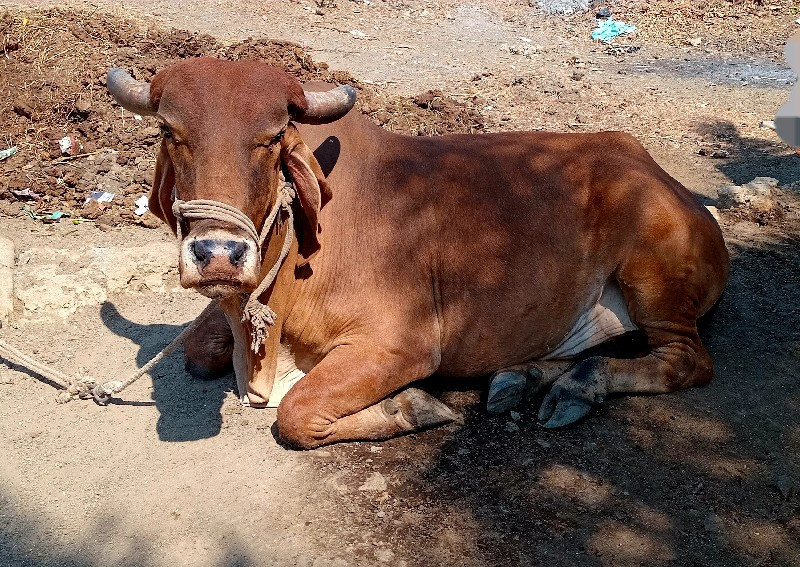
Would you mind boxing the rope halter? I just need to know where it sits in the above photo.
[171,178,297,353]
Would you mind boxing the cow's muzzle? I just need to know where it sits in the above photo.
[179,227,260,298]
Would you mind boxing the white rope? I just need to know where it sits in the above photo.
[172,181,296,353]
[0,300,218,404]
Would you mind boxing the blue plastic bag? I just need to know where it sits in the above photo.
[591,18,637,43]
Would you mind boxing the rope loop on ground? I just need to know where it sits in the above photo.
[0,300,218,404]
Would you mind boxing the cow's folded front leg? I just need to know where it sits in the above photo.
[276,344,453,449]
[183,303,234,380]
[220,296,281,407]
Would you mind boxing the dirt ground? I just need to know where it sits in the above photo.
[0,1,798,566]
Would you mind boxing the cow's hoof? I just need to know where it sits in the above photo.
[487,371,527,414]
[537,365,606,428]
[486,368,542,415]
[392,388,459,429]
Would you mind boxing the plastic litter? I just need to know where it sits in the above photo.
[58,136,74,154]
[134,194,149,216]
[25,208,70,223]
[591,18,636,43]
[10,188,41,200]
[84,191,115,204]
[0,146,18,161]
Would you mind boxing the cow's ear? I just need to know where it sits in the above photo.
[149,140,178,235]
[280,123,331,267]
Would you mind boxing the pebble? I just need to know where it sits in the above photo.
[374,549,395,563]
[358,471,387,492]
[771,475,795,500]
[536,438,552,448]
[703,513,724,533]
[510,411,522,421]
[505,422,520,433]
[55,391,72,404]
[717,177,778,210]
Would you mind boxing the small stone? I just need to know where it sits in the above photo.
[771,475,795,500]
[74,100,92,115]
[95,213,118,227]
[745,177,778,195]
[571,71,585,81]
[596,7,611,18]
[370,445,383,453]
[703,513,723,533]
[55,391,72,404]
[96,223,112,232]
[140,126,160,139]
[81,200,106,220]
[358,471,387,492]
[510,411,522,421]
[505,422,520,433]
[536,438,552,448]
[687,37,703,47]
[138,211,162,229]
[375,549,395,563]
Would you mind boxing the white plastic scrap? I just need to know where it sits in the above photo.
[0,146,18,161]
[58,136,73,154]
[134,194,149,216]
[85,191,115,204]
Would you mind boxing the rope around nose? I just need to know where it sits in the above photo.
[0,182,297,404]
[173,181,296,353]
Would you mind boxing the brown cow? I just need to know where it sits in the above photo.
[107,57,729,449]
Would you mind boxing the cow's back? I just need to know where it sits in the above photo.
[294,118,724,376]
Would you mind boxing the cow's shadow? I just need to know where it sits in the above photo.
[353,233,800,566]
[99,301,233,442]
[698,119,800,188]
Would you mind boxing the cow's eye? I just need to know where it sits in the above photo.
[160,124,174,139]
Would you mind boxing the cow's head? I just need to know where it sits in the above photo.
[107,57,355,298]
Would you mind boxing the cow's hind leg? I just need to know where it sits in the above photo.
[486,361,572,415]
[538,260,722,428]
[276,345,455,449]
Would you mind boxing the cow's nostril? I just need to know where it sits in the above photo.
[228,241,248,266]
[190,240,214,267]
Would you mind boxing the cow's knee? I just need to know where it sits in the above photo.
[275,398,335,450]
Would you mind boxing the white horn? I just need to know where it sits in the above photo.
[298,84,357,124]
[106,68,156,116]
